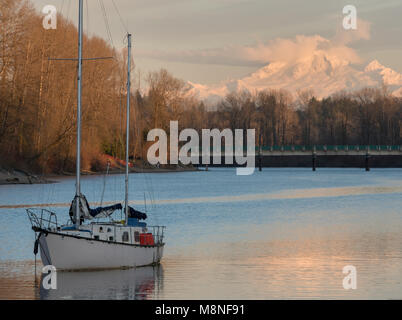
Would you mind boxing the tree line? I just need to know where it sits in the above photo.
[1,0,401,173]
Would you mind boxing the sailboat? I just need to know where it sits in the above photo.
[26,0,165,270]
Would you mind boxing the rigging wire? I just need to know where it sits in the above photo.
[94,0,159,217]
[85,0,90,37]
[60,0,65,17]
[100,160,110,206]
[141,169,156,211]
[66,0,71,22]
[98,0,115,50]
[111,0,129,34]
[119,87,124,160]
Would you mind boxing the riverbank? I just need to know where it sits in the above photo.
[0,165,198,185]
[0,168,51,185]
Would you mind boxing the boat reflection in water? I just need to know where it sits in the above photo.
[39,265,163,300]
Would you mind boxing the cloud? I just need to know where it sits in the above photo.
[136,46,267,67]
[137,18,372,69]
[238,35,362,66]
[333,18,371,45]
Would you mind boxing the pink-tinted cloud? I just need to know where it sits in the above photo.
[137,19,371,68]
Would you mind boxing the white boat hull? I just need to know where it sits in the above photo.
[39,232,164,270]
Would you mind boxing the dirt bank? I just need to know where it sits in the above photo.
[0,164,198,185]
[0,167,50,185]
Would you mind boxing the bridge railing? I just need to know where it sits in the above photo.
[258,145,401,152]
[194,145,401,153]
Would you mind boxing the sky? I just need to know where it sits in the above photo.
[33,0,402,86]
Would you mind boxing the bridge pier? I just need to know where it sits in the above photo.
[312,146,317,171]
[365,149,370,171]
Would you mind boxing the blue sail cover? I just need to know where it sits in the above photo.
[128,206,147,220]
[69,195,122,223]
[90,203,122,218]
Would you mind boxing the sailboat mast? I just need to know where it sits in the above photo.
[75,0,84,228]
[125,33,132,225]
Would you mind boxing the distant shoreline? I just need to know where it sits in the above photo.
[0,165,198,185]
[0,168,51,185]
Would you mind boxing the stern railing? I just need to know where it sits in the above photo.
[149,226,166,245]
[26,208,59,231]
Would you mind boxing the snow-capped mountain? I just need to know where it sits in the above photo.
[188,53,402,104]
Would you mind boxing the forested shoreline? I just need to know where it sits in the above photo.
[1,0,401,174]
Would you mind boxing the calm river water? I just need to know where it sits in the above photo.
[0,168,401,299]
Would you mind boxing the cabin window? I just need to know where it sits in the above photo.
[134,231,140,242]
[109,236,114,241]
[99,227,103,233]
[107,228,112,233]
[122,232,129,242]
[94,235,99,240]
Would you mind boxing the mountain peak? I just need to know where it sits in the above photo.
[189,58,402,104]
[365,60,385,72]
[365,60,402,85]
